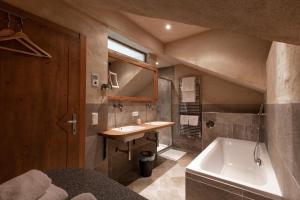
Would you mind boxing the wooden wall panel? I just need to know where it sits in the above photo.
[0,5,85,183]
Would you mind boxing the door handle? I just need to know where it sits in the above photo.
[67,113,77,135]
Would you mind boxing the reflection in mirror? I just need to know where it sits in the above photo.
[109,71,119,88]
[108,56,154,98]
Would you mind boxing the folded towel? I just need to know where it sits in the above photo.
[0,169,51,200]
[181,91,195,102]
[71,193,97,200]
[180,115,189,125]
[38,184,68,200]
[188,115,199,126]
[181,77,195,91]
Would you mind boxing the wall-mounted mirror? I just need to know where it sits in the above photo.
[107,50,158,102]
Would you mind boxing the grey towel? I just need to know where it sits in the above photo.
[0,169,51,200]
[71,193,97,200]
[38,184,68,200]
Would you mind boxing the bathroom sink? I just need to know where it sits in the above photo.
[99,122,174,142]
[145,121,169,126]
[111,125,146,142]
[112,125,146,133]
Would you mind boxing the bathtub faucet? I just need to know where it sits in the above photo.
[253,104,263,166]
[254,142,262,166]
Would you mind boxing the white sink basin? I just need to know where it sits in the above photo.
[145,121,169,126]
[112,125,146,133]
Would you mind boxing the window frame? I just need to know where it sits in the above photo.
[107,37,147,62]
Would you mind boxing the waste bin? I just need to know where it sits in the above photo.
[139,151,155,177]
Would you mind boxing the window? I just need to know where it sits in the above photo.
[108,38,146,62]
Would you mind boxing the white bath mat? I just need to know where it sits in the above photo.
[157,143,169,152]
[159,149,186,161]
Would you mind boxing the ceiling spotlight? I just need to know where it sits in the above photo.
[165,24,171,30]
[156,62,159,65]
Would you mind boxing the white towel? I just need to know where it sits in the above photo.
[0,169,52,200]
[38,184,68,200]
[71,193,97,200]
[180,115,189,125]
[181,77,195,91]
[188,115,199,126]
[181,91,196,102]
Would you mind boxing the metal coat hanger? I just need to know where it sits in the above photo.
[0,14,15,37]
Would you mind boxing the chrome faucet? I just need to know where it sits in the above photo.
[118,103,123,112]
[145,103,152,122]
[113,103,123,128]
[113,103,123,112]
[254,104,263,166]
[146,103,152,110]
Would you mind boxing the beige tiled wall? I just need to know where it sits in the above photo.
[107,102,157,129]
[202,112,262,149]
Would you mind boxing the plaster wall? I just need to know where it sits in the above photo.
[174,65,264,112]
[265,42,300,200]
[266,42,300,104]
[166,30,270,92]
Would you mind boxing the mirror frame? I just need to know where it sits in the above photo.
[107,49,158,103]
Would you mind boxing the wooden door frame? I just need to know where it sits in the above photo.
[79,35,86,168]
[0,2,86,168]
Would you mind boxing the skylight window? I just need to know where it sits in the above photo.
[108,38,146,62]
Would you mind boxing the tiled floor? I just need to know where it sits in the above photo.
[128,153,197,200]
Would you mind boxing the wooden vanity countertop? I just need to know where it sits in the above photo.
[98,122,174,139]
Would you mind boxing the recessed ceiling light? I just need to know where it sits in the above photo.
[165,24,171,30]
[156,61,159,65]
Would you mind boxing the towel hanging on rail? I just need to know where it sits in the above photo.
[181,77,195,91]
[188,115,199,126]
[181,91,196,102]
[180,115,189,125]
[181,76,196,102]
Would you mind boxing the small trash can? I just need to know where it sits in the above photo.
[139,151,155,177]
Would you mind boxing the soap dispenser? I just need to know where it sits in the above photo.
[132,111,142,125]
[136,118,142,125]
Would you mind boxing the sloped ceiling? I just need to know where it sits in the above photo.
[123,12,209,43]
[2,0,272,92]
[74,0,300,45]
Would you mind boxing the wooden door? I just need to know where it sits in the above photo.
[0,7,85,183]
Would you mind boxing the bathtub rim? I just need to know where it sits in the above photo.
[186,137,282,200]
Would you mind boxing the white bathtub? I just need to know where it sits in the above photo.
[186,137,282,199]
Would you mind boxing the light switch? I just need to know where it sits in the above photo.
[91,73,99,88]
[92,112,98,125]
